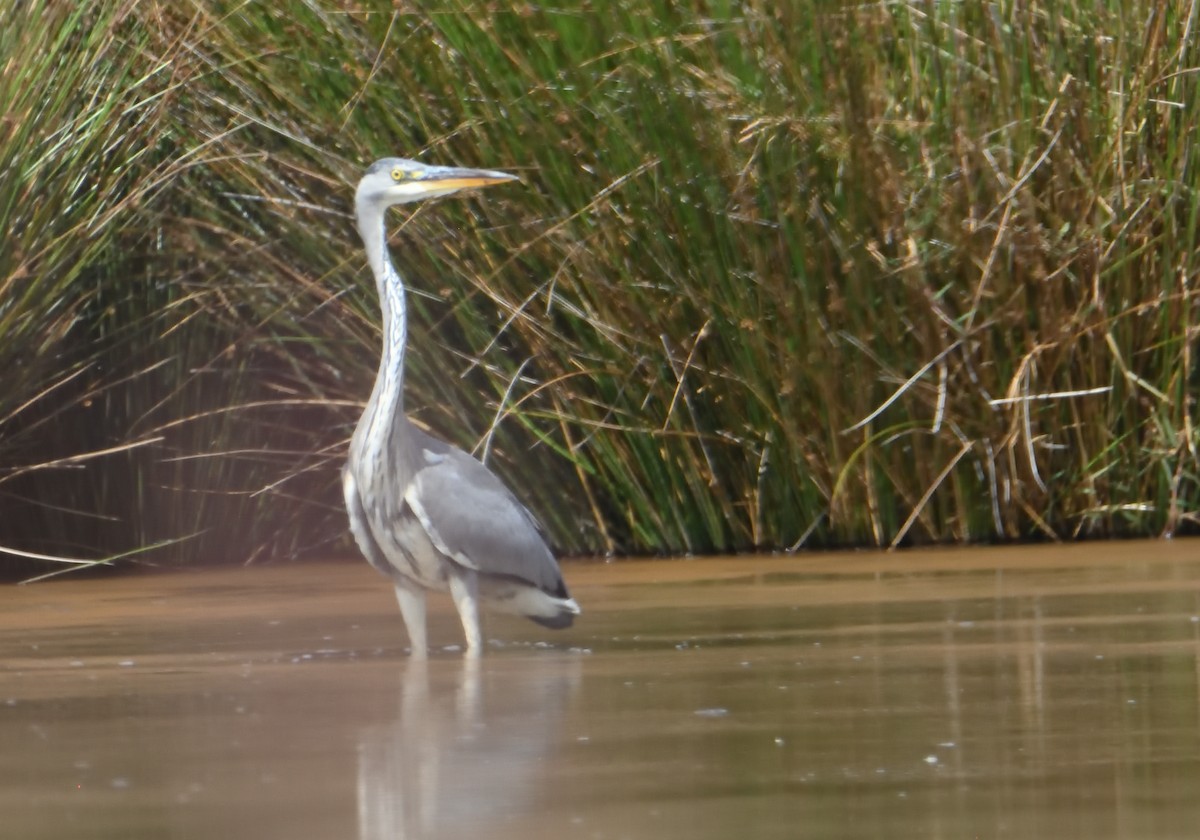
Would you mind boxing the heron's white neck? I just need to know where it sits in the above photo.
[356,205,409,446]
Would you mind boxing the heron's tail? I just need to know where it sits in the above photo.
[528,597,580,629]
[480,576,581,629]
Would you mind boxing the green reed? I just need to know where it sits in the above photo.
[0,2,166,571]
[4,1,1198,573]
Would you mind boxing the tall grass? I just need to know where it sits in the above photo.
[0,1,173,570]
[0,2,344,570]
[3,1,1199,572]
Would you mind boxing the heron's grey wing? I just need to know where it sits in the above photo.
[402,451,566,595]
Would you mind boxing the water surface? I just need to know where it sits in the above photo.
[4,542,1200,838]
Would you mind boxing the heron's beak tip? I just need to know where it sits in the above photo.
[485,171,520,185]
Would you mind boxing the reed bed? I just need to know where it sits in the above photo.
[3,0,1198,572]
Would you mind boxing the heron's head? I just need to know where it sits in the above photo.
[356,157,517,211]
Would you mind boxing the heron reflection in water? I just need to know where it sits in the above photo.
[357,655,582,839]
[342,159,579,657]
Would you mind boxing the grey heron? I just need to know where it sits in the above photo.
[342,158,579,657]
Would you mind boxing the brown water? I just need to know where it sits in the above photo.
[4,542,1200,839]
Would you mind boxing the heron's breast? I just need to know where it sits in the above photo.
[358,480,450,591]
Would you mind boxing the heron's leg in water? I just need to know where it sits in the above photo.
[393,582,428,658]
[448,571,482,656]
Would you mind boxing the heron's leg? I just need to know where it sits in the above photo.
[394,582,428,658]
[448,571,482,657]
[456,655,482,724]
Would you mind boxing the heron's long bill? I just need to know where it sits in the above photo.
[418,168,518,193]
[427,177,510,190]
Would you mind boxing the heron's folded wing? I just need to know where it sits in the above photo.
[403,455,564,594]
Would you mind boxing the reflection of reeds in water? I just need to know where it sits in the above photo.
[356,656,581,840]
[4,2,1199,573]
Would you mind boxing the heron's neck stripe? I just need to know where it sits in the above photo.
[364,233,408,455]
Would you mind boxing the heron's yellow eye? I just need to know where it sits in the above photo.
[390,167,407,181]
